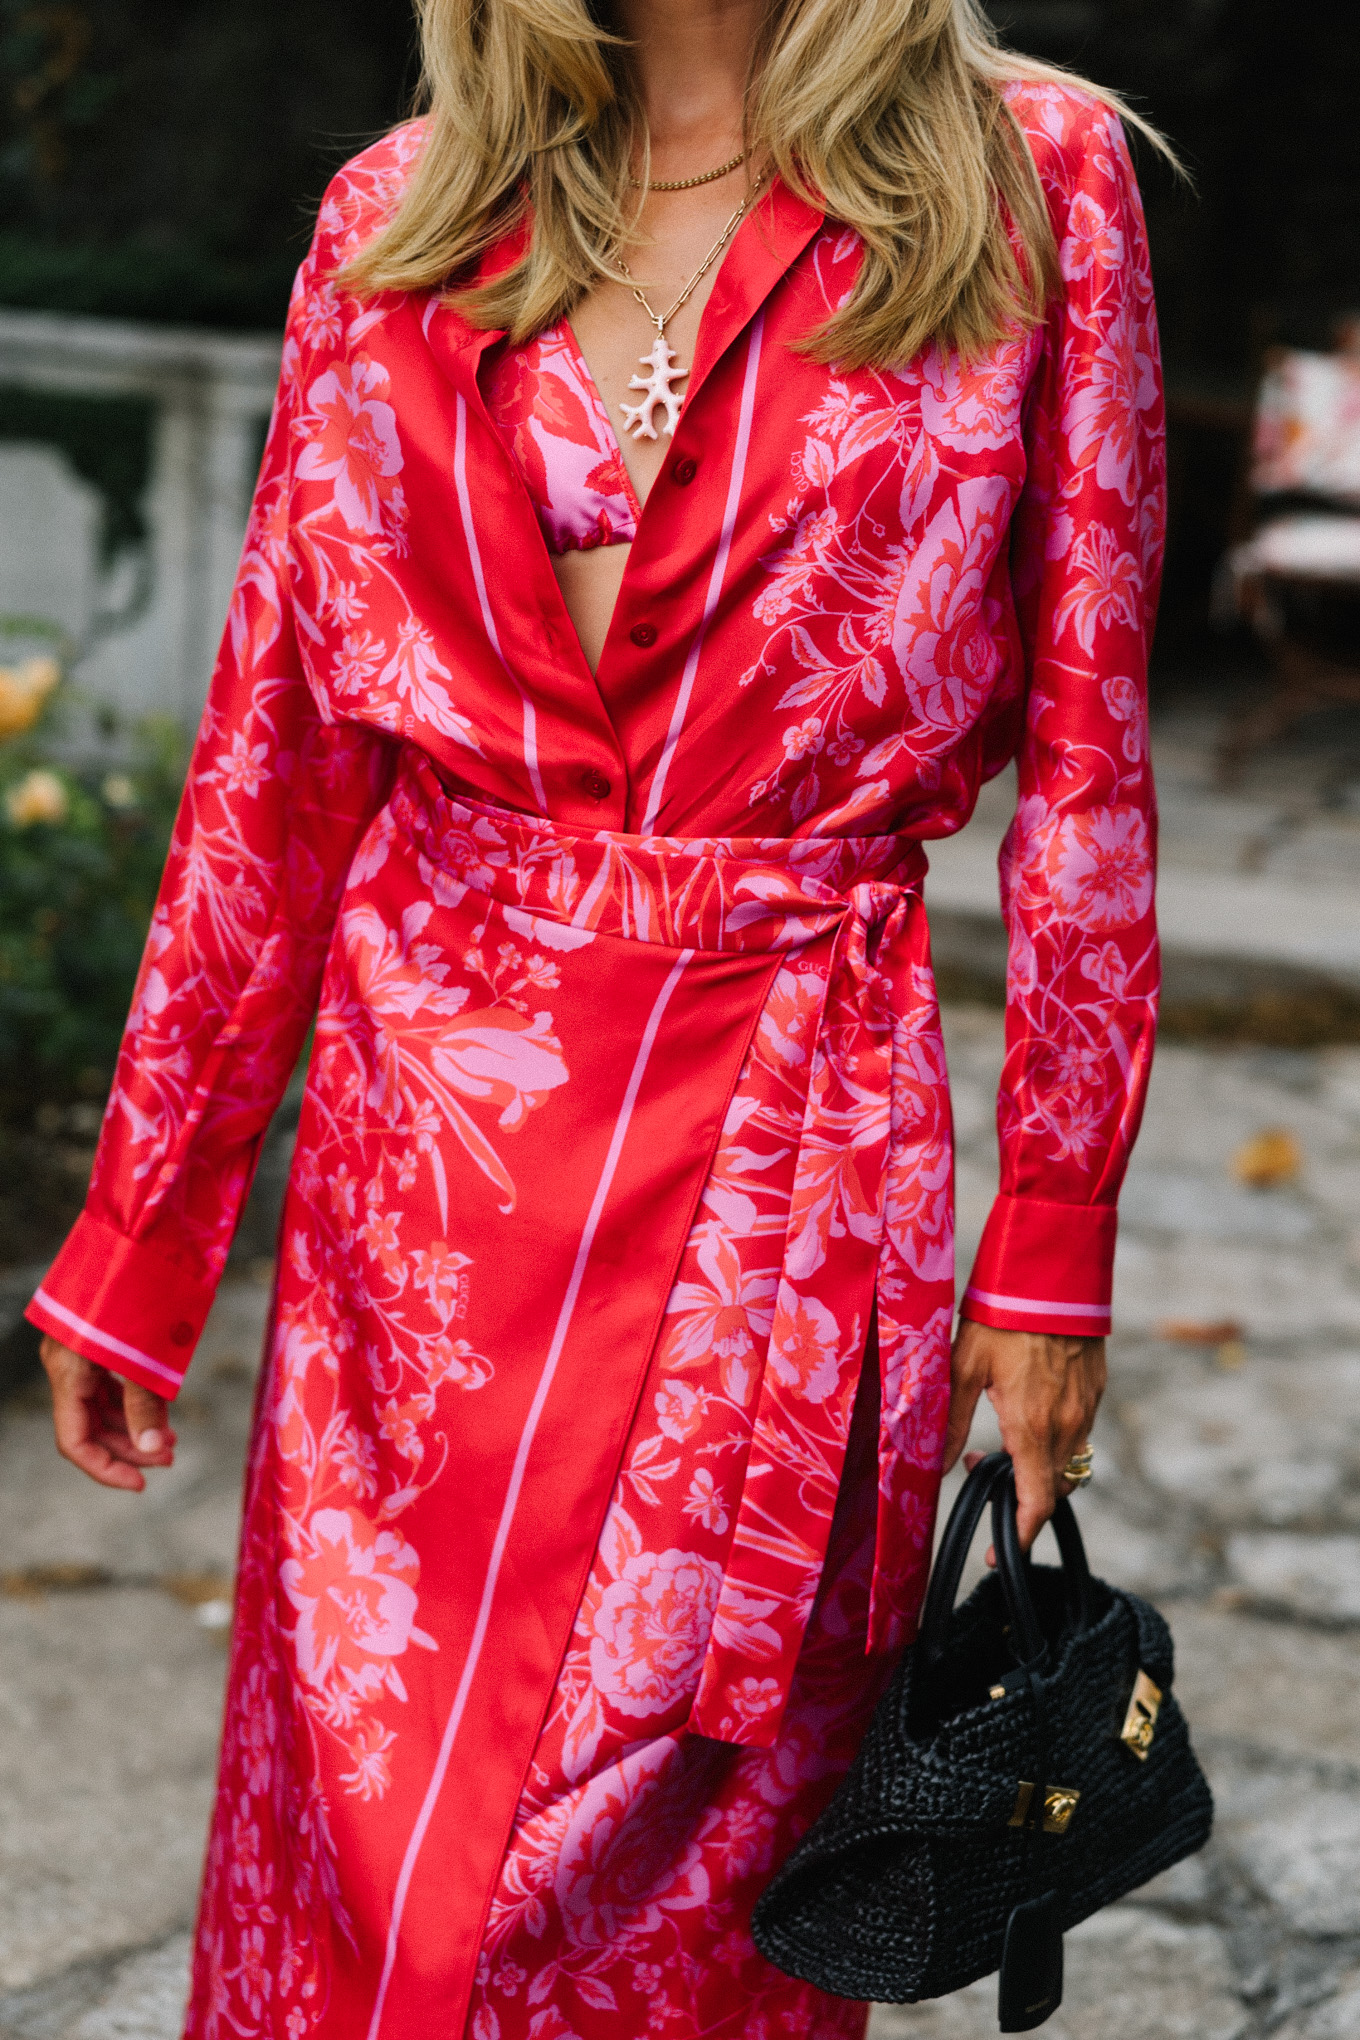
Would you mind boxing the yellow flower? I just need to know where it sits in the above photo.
[102,772,137,809]
[0,657,61,741]
[5,768,70,828]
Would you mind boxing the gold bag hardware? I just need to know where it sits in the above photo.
[1120,1670,1163,1760]
[1008,1781,1081,1834]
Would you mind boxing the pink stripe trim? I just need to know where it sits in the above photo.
[964,1286,1111,1323]
[31,1289,186,1390]
[453,394,548,813]
[366,949,694,2040]
[639,314,764,835]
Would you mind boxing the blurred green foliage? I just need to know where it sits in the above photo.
[0,674,180,1120]
[0,0,418,328]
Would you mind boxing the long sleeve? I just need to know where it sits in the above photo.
[962,101,1164,1338]
[27,252,395,1399]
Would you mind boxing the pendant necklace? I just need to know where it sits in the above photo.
[615,171,766,442]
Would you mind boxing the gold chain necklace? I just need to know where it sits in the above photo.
[614,172,766,442]
[628,150,746,194]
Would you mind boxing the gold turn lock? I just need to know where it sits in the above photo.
[1008,1781,1081,1835]
[1120,1670,1163,1761]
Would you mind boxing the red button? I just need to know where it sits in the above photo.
[671,457,698,485]
[579,768,612,801]
[629,622,658,648]
[169,1320,195,1348]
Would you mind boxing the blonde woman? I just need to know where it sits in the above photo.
[32,0,1166,2032]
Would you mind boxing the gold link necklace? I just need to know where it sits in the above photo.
[614,171,766,442]
[628,150,746,193]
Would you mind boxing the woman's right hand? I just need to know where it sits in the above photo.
[40,1337,176,1491]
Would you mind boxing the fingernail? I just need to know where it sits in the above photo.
[137,1429,164,1454]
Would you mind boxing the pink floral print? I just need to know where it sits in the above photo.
[482,320,640,553]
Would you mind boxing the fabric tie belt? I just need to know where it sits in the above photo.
[393,752,956,1748]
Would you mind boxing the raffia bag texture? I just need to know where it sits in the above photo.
[752,1455,1213,2023]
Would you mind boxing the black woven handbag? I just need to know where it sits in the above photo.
[751,1452,1213,2032]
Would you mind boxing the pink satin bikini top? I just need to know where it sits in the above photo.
[482,319,642,555]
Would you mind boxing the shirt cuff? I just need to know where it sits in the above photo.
[961,1193,1116,1338]
[24,1210,217,1398]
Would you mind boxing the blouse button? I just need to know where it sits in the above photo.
[579,768,612,801]
[629,622,658,648]
[671,457,698,485]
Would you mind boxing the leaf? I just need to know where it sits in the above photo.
[800,437,836,489]
[858,659,888,706]
[575,1977,619,2012]
[537,372,602,451]
[561,1686,605,1784]
[429,1143,448,1235]
[598,1506,643,1577]
[378,1485,421,1518]
[856,735,902,778]
[775,671,836,712]
[503,907,596,952]
[787,624,837,671]
[1231,1127,1302,1188]
[838,406,901,469]
[790,767,821,825]
[526,1967,560,2008]
[428,1088,518,1214]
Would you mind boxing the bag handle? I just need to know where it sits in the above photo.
[919,1451,1011,1662]
[1048,1481,1095,1634]
[920,1454,1094,1669]
[991,1471,1047,1666]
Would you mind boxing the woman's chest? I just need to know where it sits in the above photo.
[281,240,1042,834]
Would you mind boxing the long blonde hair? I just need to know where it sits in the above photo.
[342,0,1170,370]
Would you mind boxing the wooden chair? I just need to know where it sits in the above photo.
[1217,341,1360,783]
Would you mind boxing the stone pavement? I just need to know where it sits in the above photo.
[2,1010,1358,2038]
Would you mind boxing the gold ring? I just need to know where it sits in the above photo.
[1062,1448,1094,1486]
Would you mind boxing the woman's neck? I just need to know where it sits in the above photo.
[615,0,766,171]
[545,0,771,674]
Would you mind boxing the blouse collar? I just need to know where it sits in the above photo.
[432,175,826,396]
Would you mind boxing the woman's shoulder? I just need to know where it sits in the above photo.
[309,121,430,271]
[1000,76,1131,216]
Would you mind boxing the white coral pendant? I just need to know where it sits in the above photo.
[620,333,686,441]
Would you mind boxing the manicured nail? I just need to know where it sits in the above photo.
[137,1429,164,1454]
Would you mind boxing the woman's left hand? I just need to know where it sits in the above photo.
[942,1318,1106,1551]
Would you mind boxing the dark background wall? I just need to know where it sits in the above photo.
[0,0,419,326]
[989,1,1360,379]
[987,2,1360,659]
[3,1,1358,651]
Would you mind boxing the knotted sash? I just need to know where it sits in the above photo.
[393,751,955,1752]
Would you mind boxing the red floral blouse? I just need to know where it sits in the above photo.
[31,82,1163,1391]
